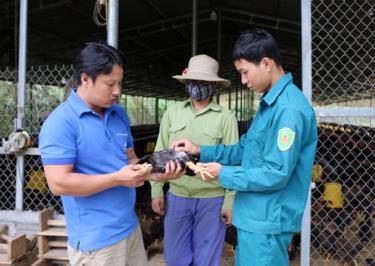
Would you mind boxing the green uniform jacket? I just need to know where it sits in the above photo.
[201,73,318,233]
[151,99,239,210]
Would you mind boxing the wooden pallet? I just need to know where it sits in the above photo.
[31,209,68,266]
[0,225,27,266]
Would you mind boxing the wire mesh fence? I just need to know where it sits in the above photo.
[311,0,375,265]
[0,68,17,138]
[0,68,19,211]
[23,155,63,213]
[312,118,375,265]
[312,0,375,107]
[0,154,16,210]
[0,65,70,212]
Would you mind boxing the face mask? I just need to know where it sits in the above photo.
[185,83,216,101]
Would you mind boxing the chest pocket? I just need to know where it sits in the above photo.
[244,131,266,167]
[253,132,266,154]
[169,123,186,140]
[202,128,222,145]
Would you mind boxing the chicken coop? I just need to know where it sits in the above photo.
[0,0,374,265]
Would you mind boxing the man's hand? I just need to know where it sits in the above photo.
[151,197,165,215]
[170,138,200,156]
[195,162,222,181]
[143,160,185,182]
[221,209,232,225]
[115,165,145,187]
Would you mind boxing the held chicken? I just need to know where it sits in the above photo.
[135,149,214,180]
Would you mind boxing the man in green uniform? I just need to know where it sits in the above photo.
[173,29,318,266]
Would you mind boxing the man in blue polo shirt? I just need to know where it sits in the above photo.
[172,29,318,266]
[39,43,184,266]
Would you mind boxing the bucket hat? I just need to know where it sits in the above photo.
[172,54,231,87]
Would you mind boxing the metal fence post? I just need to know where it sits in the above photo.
[107,0,119,48]
[301,0,312,264]
[15,0,29,211]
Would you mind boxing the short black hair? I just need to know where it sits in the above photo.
[73,42,125,86]
[232,28,282,66]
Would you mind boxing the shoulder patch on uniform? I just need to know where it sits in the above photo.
[278,127,295,151]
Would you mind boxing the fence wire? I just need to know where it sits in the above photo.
[311,0,375,265]
[0,154,16,210]
[312,118,375,265]
[0,68,18,211]
[312,0,375,107]
[0,65,71,212]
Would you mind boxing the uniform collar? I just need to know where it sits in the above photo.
[67,89,116,117]
[183,98,221,112]
[260,73,293,106]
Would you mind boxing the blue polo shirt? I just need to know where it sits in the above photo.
[39,89,137,251]
[200,73,317,234]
